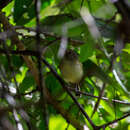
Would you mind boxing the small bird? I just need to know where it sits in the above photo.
[59,49,83,96]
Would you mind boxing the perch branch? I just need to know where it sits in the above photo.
[42,58,97,129]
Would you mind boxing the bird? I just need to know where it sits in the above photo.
[59,49,83,96]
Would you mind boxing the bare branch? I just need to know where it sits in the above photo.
[91,83,106,117]
[68,87,130,105]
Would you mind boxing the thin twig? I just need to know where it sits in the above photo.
[99,113,130,129]
[68,87,130,105]
[91,83,106,117]
[21,88,38,96]
[34,0,48,129]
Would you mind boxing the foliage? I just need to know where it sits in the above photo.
[0,0,130,130]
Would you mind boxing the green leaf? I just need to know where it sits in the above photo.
[11,55,23,69]
[0,55,8,70]
[93,2,116,19]
[79,27,95,62]
[49,115,75,130]
[19,75,36,93]
[14,0,52,25]
[83,60,129,96]
[45,74,65,100]
[80,41,94,62]
[14,0,33,24]
[100,100,115,119]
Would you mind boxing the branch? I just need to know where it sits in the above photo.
[34,0,48,129]
[68,87,130,105]
[91,83,106,117]
[14,26,84,46]
[0,48,38,56]
[42,58,97,129]
[112,0,130,19]
[99,113,130,129]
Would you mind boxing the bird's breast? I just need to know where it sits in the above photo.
[60,60,83,83]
